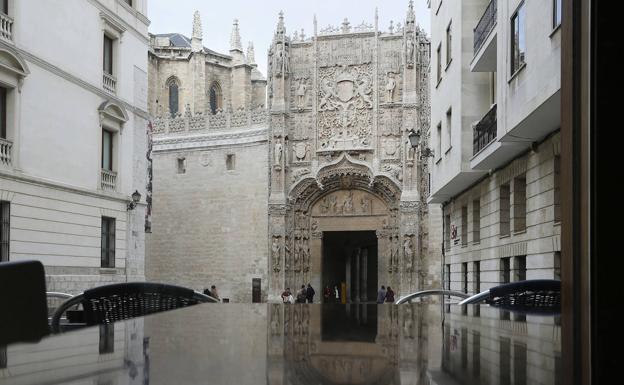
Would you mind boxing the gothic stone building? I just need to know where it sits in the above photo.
[147,2,440,302]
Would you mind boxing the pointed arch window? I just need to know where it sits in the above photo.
[209,82,222,114]
[166,77,180,117]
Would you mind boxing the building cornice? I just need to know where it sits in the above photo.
[87,0,149,43]
[153,127,268,152]
[17,48,149,120]
[116,0,150,26]
[0,169,132,204]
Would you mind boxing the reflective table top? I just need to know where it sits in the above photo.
[0,303,561,385]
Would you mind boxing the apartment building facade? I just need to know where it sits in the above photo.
[428,0,562,294]
[0,0,151,293]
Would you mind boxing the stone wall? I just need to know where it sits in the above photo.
[146,134,269,302]
[444,133,561,293]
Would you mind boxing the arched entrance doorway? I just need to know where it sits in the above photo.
[269,154,408,301]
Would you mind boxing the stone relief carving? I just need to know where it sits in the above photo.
[382,163,403,182]
[318,64,373,151]
[360,196,371,214]
[292,142,310,162]
[382,138,401,159]
[342,190,354,214]
[291,168,310,183]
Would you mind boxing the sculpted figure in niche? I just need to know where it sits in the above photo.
[343,191,354,214]
[319,196,330,214]
[284,237,291,271]
[302,238,310,272]
[403,237,414,270]
[271,236,281,271]
[296,78,308,109]
[360,196,371,214]
[293,238,301,271]
[406,35,415,67]
[274,138,283,165]
[293,142,309,162]
[385,72,396,103]
[329,195,338,214]
[275,48,284,76]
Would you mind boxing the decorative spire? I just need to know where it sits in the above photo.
[406,0,416,29]
[191,11,203,52]
[192,10,202,39]
[247,42,256,65]
[230,19,243,51]
[277,11,285,34]
[313,14,318,36]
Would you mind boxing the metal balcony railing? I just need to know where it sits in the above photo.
[473,0,497,55]
[0,12,13,42]
[0,137,12,166]
[473,104,497,156]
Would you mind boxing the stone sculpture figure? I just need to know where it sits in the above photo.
[329,195,338,214]
[284,237,291,271]
[406,35,415,68]
[271,236,281,272]
[274,138,283,165]
[319,196,330,214]
[296,78,308,108]
[360,196,371,213]
[385,72,396,103]
[403,237,414,271]
[302,238,310,272]
[343,191,354,214]
[293,238,301,271]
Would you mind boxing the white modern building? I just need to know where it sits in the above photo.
[0,0,151,293]
[428,0,561,293]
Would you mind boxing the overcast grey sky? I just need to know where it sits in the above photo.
[148,0,431,76]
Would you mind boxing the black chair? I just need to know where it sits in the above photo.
[459,279,561,313]
[51,282,216,333]
[0,260,50,345]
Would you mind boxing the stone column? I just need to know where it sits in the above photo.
[361,248,368,302]
[355,249,361,303]
[346,252,351,303]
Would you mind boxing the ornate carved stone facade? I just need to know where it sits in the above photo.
[267,2,435,301]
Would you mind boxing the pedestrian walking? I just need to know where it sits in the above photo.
[334,285,340,303]
[385,286,395,303]
[296,285,307,303]
[376,285,387,304]
[306,283,315,303]
[323,286,331,302]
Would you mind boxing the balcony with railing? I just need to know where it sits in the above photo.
[102,72,117,94]
[0,12,13,43]
[473,104,497,156]
[100,169,117,191]
[0,138,12,166]
[471,0,497,72]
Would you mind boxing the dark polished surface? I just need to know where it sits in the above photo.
[0,303,561,385]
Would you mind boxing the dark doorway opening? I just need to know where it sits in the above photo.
[321,304,377,342]
[322,231,378,303]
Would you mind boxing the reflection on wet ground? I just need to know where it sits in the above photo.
[0,303,561,385]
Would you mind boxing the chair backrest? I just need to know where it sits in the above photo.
[0,260,49,345]
[52,282,215,331]
[487,279,561,311]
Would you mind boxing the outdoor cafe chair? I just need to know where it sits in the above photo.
[51,282,217,333]
[458,279,561,313]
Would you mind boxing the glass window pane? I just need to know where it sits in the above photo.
[102,130,112,170]
[103,36,113,74]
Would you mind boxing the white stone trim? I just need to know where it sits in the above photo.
[87,0,149,43]
[16,48,149,119]
[0,169,128,203]
[0,189,15,201]
[153,127,268,152]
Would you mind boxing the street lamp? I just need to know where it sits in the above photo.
[407,129,421,148]
[127,190,141,210]
[407,129,435,159]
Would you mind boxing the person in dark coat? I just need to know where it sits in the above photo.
[296,285,307,303]
[377,285,387,304]
[306,283,315,303]
[385,286,395,303]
